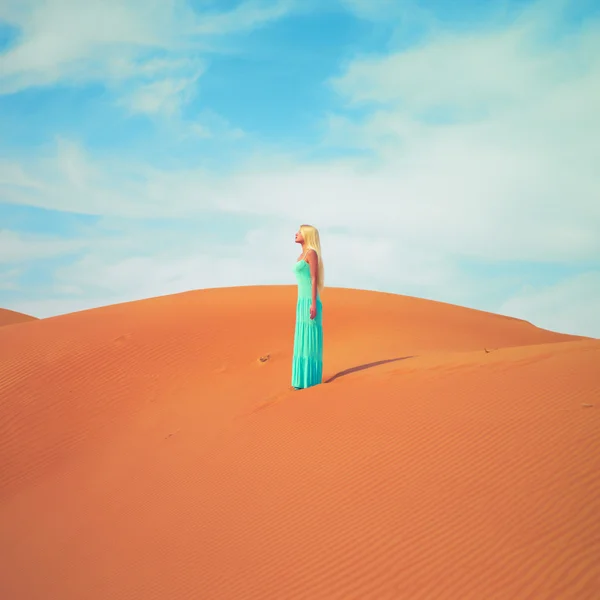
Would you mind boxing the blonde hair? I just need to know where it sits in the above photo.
[300,224,325,294]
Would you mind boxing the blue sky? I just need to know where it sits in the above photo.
[1,0,599,336]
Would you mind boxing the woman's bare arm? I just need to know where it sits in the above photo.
[307,249,318,315]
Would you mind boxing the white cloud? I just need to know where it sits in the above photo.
[339,0,400,20]
[0,230,90,263]
[0,0,297,117]
[0,159,44,198]
[2,116,599,266]
[0,139,219,216]
[338,0,433,26]
[118,69,205,116]
[0,0,170,91]
[192,0,297,35]
[319,2,600,263]
[2,1,598,263]
[337,5,597,112]
[499,271,600,338]
[0,267,20,291]
[181,110,247,140]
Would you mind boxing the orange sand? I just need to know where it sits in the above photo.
[0,286,598,599]
[0,308,37,327]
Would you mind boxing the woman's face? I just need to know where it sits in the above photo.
[295,229,304,244]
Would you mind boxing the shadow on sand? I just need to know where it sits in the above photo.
[324,356,414,384]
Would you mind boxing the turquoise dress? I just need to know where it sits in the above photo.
[291,254,323,389]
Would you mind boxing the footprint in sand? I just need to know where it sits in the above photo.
[113,333,133,345]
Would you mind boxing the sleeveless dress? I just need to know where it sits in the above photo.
[291,253,323,389]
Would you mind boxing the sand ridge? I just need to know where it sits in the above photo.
[0,286,598,599]
[0,308,37,328]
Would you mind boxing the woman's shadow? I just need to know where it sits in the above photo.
[324,356,414,383]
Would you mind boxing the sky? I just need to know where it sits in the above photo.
[1,0,599,337]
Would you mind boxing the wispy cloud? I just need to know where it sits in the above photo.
[0,229,89,263]
[118,69,205,117]
[339,0,425,23]
[331,2,600,116]
[0,267,20,291]
[0,0,297,119]
[1,0,174,92]
[4,111,598,264]
[499,271,600,337]
[192,0,298,35]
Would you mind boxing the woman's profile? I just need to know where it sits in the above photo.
[291,224,324,390]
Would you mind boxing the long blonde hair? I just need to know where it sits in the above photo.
[300,224,325,294]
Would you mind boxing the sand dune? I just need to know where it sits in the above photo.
[0,308,37,327]
[0,286,598,599]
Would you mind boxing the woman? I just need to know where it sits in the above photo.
[291,224,324,390]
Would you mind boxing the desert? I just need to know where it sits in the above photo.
[1,286,598,599]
